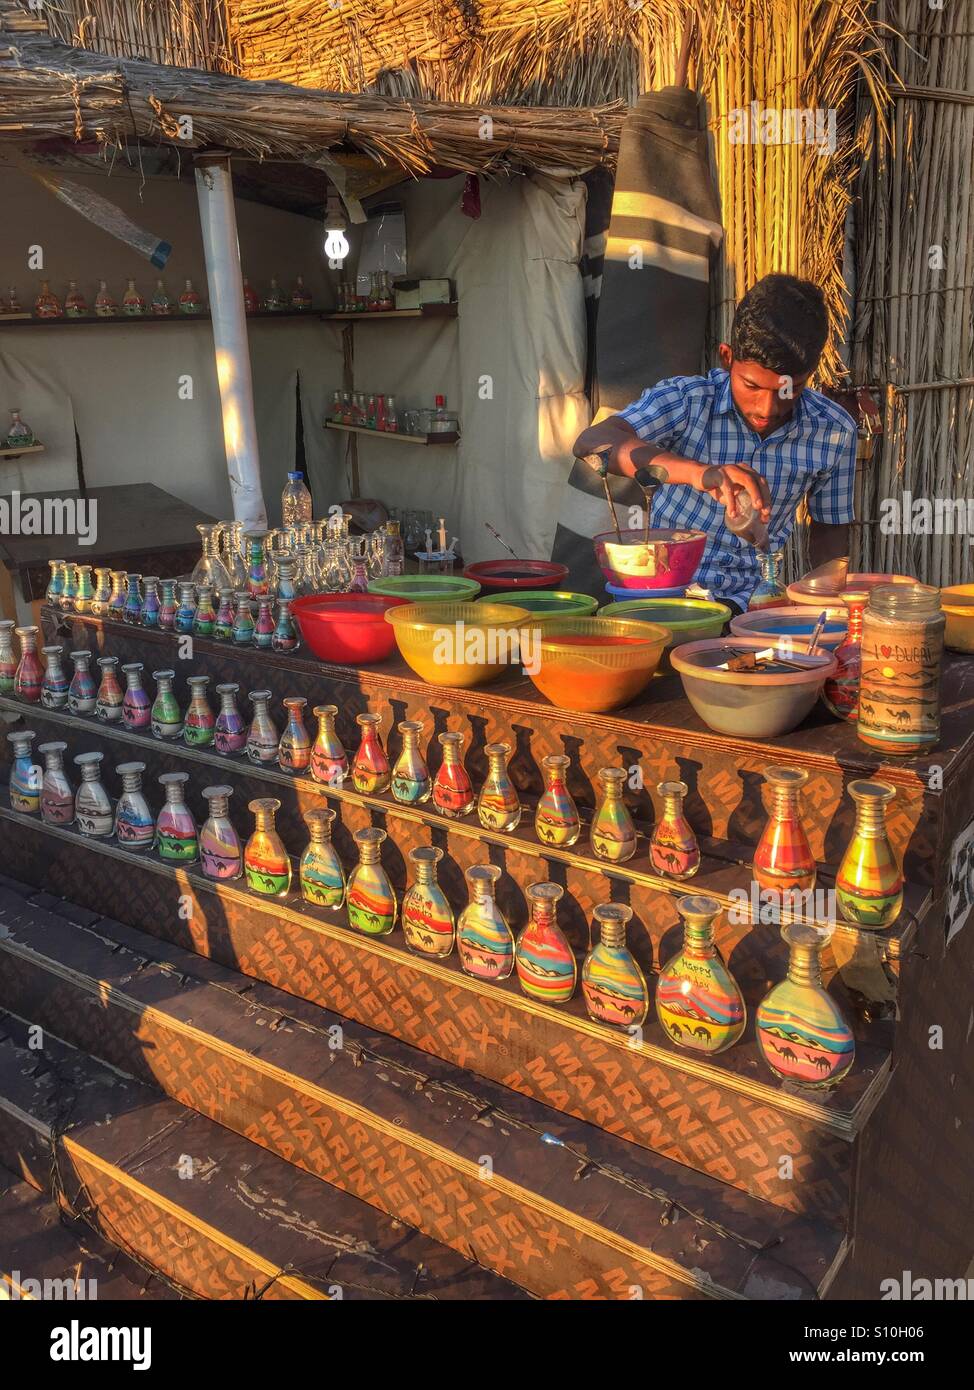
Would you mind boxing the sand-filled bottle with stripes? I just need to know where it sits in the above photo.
[347,827,396,936]
[515,881,576,1004]
[835,780,903,929]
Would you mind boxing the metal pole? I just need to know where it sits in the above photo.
[194,152,267,529]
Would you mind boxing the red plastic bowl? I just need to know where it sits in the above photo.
[593,529,706,591]
[464,559,569,591]
[291,593,409,664]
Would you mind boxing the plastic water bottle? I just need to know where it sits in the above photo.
[281,471,312,527]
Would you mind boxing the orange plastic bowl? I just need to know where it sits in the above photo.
[522,616,669,712]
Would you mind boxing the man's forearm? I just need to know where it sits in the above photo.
[572,420,706,485]
[808,520,850,568]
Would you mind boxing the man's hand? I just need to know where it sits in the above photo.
[699,463,771,521]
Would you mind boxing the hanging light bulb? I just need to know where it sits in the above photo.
[324,192,349,268]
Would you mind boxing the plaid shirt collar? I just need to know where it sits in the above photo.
[716,369,807,441]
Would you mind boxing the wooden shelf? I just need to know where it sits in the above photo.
[0,443,44,459]
[320,302,458,322]
[0,309,318,329]
[325,421,459,446]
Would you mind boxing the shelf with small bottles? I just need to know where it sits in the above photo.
[324,422,459,447]
[0,274,318,327]
[325,390,459,446]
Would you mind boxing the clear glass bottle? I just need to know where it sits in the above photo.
[214,588,236,642]
[590,767,637,863]
[753,766,816,895]
[582,903,649,1029]
[150,669,183,740]
[747,550,788,610]
[95,656,124,722]
[114,761,155,851]
[457,864,515,980]
[232,592,255,645]
[402,846,455,959]
[347,827,397,936]
[0,619,16,695]
[214,682,247,755]
[515,881,576,1004]
[199,785,242,880]
[108,569,127,617]
[253,597,275,650]
[382,520,404,577]
[282,471,313,527]
[73,751,114,838]
[90,567,112,618]
[835,779,904,929]
[156,771,198,863]
[191,523,232,592]
[649,780,700,878]
[122,278,146,315]
[8,730,42,814]
[140,576,161,628]
[193,584,217,638]
[184,675,215,747]
[278,697,311,773]
[246,689,279,764]
[68,650,97,714]
[534,753,579,847]
[45,560,65,606]
[64,280,88,317]
[477,742,521,831]
[656,894,746,1054]
[121,662,152,731]
[858,582,945,755]
[244,798,291,896]
[174,581,197,635]
[158,579,177,631]
[122,573,143,625]
[391,720,431,803]
[60,562,78,612]
[94,280,117,316]
[300,808,345,909]
[14,625,44,704]
[38,740,74,826]
[822,589,867,721]
[40,645,69,709]
[243,530,271,598]
[756,923,855,1087]
[352,712,390,794]
[433,731,474,817]
[74,566,95,615]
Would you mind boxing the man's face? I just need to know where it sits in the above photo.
[718,344,811,438]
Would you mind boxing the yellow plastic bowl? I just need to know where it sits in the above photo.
[522,616,670,712]
[385,601,531,687]
[942,584,974,652]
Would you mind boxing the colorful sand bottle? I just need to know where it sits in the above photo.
[139,576,161,628]
[0,620,16,695]
[192,584,217,638]
[477,742,521,831]
[274,556,297,604]
[747,550,788,611]
[108,570,127,618]
[756,923,855,1087]
[858,582,945,756]
[59,562,78,611]
[232,592,255,646]
[74,565,95,615]
[243,530,270,599]
[433,731,474,818]
[649,779,700,878]
[95,656,124,722]
[300,808,345,909]
[278,697,312,773]
[38,741,74,826]
[45,560,65,605]
[655,894,746,1054]
[90,567,112,618]
[73,751,114,837]
[183,675,215,747]
[402,846,455,959]
[822,589,866,721]
[159,579,177,631]
[753,766,816,896]
[534,754,580,847]
[8,731,42,814]
[590,767,637,863]
[244,798,292,896]
[123,573,143,626]
[347,827,397,936]
[114,762,155,851]
[121,663,151,731]
[214,588,235,642]
[199,785,242,881]
[246,689,279,764]
[214,683,247,755]
[14,626,43,703]
[582,903,649,1029]
[150,669,183,740]
[352,713,391,794]
[311,704,347,786]
[835,780,904,929]
[252,597,274,650]
[516,882,576,1004]
[457,864,515,980]
[40,645,69,709]
[391,720,431,804]
[68,650,97,715]
[272,598,300,654]
[174,581,197,635]
[34,279,62,317]
[156,771,198,863]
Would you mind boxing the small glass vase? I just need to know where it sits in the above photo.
[192,584,217,638]
[534,754,579,847]
[433,731,474,818]
[151,669,183,740]
[214,588,236,641]
[232,592,255,646]
[243,530,271,599]
[200,785,243,881]
[95,656,124,722]
[352,713,390,794]
[253,597,275,650]
[121,663,152,731]
[590,767,637,863]
[156,772,198,863]
[14,625,44,703]
[245,798,292,896]
[140,576,162,628]
[822,589,867,721]
[278,697,311,773]
[68,650,97,715]
[457,864,515,980]
[311,704,347,786]
[192,523,233,592]
[174,581,197,635]
[300,808,346,909]
[184,675,215,747]
[0,620,16,695]
[477,742,521,831]
[347,827,397,936]
[60,563,78,611]
[391,720,431,804]
[214,683,247,755]
[753,766,816,896]
[90,567,112,618]
[747,550,788,610]
[38,740,75,826]
[8,730,42,814]
[74,565,95,615]
[246,689,279,764]
[649,780,700,878]
[159,579,177,631]
[756,923,855,1087]
[655,894,746,1054]
[40,645,70,710]
[835,779,904,929]
[402,846,455,959]
[515,882,576,1004]
[123,574,143,625]
[45,560,65,606]
[108,570,127,618]
[114,761,156,851]
[73,751,114,837]
[582,903,649,1029]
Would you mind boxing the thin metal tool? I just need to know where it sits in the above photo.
[634,463,670,543]
[484,521,521,561]
[585,449,622,541]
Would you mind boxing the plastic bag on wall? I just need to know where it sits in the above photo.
[32,170,172,268]
[355,204,406,297]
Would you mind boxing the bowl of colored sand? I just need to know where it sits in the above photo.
[728,605,849,651]
[599,598,731,664]
[670,637,837,738]
[367,574,482,602]
[520,616,669,712]
[385,601,531,687]
[463,559,569,591]
[594,528,707,591]
[478,589,598,617]
[291,593,410,664]
[941,584,974,652]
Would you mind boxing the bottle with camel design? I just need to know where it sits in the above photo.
[433,731,475,818]
[835,779,904,929]
[756,922,855,1087]
[857,582,944,756]
[534,754,580,847]
[655,895,745,1054]
[649,780,700,878]
[192,584,218,638]
[68,650,97,715]
[391,720,431,804]
[114,762,155,852]
[457,864,514,981]
[402,846,455,959]
[90,567,112,618]
[59,562,78,612]
[244,798,292,897]
[95,657,124,723]
[123,573,143,625]
[140,576,161,628]
[477,742,521,831]
[199,785,242,880]
[347,827,397,936]
[107,569,127,618]
[214,588,235,641]
[158,579,177,631]
[278,697,312,773]
[752,766,816,895]
[822,589,867,721]
[299,808,345,909]
[13,625,43,703]
[73,752,114,838]
[8,731,42,814]
[352,713,391,794]
[121,663,152,731]
[214,683,247,755]
[582,904,648,1029]
[590,767,637,863]
[38,741,74,826]
[150,669,183,740]
[515,881,576,1004]
[311,704,348,786]
[156,772,198,863]
[246,689,279,764]
[40,645,69,709]
[74,565,95,615]
[183,676,215,747]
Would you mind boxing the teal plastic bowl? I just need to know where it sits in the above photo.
[477,589,597,617]
[367,574,481,602]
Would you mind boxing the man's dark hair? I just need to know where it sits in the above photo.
[730,274,829,377]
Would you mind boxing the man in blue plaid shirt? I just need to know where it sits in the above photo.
[572,274,857,613]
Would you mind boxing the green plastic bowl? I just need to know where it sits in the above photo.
[368,574,482,602]
[477,589,598,616]
[598,598,732,662]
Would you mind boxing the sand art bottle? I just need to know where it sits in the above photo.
[858,582,944,756]
[245,799,292,897]
[232,592,255,646]
[457,864,515,981]
[655,894,745,1055]
[108,570,127,618]
[199,785,242,881]
[175,581,197,635]
[183,675,215,747]
[40,645,69,709]
[747,551,787,611]
[753,766,816,895]
[158,579,177,631]
[402,846,455,959]
[272,597,300,654]
[243,530,270,599]
[0,620,16,694]
[477,742,521,831]
[352,713,390,794]
[14,626,43,703]
[68,650,97,715]
[515,881,576,1004]
[300,808,345,909]
[278,697,312,773]
[756,923,855,1087]
[38,741,74,826]
[590,767,637,863]
[140,576,161,628]
[193,584,217,638]
[214,683,247,755]
[582,903,648,1029]
[835,780,904,929]
[156,772,198,863]
[822,589,866,721]
[214,588,235,642]
[73,752,114,838]
[253,597,275,650]
[649,780,700,878]
[45,560,65,606]
[391,720,431,804]
[114,762,155,852]
[121,663,152,731]
[311,704,347,786]
[433,732,475,818]
[8,731,42,813]
[90,567,112,618]
[347,827,397,936]
[95,656,124,722]
[246,689,279,764]
[534,754,579,847]
[74,565,95,615]
[151,669,183,740]
[60,563,78,611]
[123,573,143,625]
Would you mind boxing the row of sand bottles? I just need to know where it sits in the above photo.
[3,730,859,1089]
[32,277,206,318]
